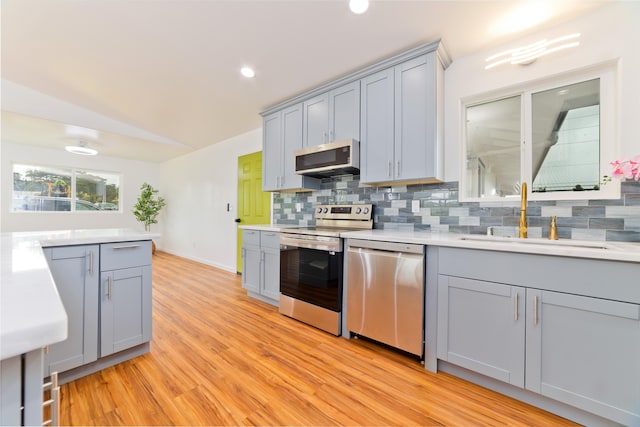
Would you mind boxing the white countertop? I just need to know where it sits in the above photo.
[241,224,640,262]
[0,228,158,360]
[340,229,640,263]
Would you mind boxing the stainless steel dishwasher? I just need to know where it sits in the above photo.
[346,239,425,357]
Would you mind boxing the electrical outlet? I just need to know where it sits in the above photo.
[411,200,420,213]
[295,203,303,212]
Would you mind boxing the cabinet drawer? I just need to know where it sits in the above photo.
[101,241,152,271]
[242,229,260,247]
[260,231,280,249]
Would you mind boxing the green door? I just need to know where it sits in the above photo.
[237,151,271,273]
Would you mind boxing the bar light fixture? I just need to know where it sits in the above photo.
[485,33,580,70]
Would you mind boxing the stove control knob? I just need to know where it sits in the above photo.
[323,207,329,213]
[317,207,323,214]
[363,207,370,214]
[355,207,362,214]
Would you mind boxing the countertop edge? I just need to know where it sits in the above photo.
[339,230,640,263]
[1,229,160,360]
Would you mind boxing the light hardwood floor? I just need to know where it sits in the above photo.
[59,251,578,426]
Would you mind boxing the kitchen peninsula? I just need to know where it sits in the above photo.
[0,229,157,426]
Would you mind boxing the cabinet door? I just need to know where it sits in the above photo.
[394,54,437,181]
[261,247,280,302]
[0,355,21,425]
[43,245,99,375]
[281,104,304,190]
[100,266,152,357]
[242,244,261,294]
[330,81,360,142]
[526,290,640,426]
[437,275,525,387]
[303,92,330,147]
[360,68,395,183]
[262,111,282,191]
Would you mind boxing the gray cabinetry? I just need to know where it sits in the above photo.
[360,53,443,184]
[437,276,525,387]
[99,241,152,357]
[0,349,47,426]
[241,230,280,305]
[42,245,99,376]
[525,289,640,426]
[262,104,320,192]
[303,81,360,147]
[435,247,640,426]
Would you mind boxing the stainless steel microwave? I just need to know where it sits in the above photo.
[294,139,360,178]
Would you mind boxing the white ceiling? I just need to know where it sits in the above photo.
[1,0,611,163]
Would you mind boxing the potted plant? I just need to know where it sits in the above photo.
[133,183,166,253]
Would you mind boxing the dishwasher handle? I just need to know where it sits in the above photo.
[346,239,423,255]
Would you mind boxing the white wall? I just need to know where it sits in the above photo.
[443,1,640,182]
[158,128,262,273]
[1,141,160,232]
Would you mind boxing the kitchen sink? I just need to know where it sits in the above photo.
[457,235,613,250]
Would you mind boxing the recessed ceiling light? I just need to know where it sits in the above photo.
[240,67,255,78]
[349,0,369,14]
[65,141,98,156]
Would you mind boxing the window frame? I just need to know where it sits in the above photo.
[12,163,122,213]
[460,61,619,203]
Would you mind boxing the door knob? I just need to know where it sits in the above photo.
[234,218,241,223]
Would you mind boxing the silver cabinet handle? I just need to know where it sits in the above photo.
[396,160,400,177]
[329,130,333,142]
[514,292,519,321]
[533,295,539,325]
[107,276,113,300]
[387,160,392,177]
[112,244,141,250]
[323,131,327,143]
[89,250,94,275]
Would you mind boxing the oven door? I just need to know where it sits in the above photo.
[280,239,343,312]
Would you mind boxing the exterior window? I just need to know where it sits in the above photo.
[461,63,617,202]
[12,164,120,212]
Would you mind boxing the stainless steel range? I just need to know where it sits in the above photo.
[279,204,373,335]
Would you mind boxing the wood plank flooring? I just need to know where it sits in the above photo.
[59,251,578,426]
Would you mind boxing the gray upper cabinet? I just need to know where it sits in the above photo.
[361,53,444,184]
[99,241,152,358]
[303,81,361,147]
[360,68,395,183]
[261,40,449,190]
[262,104,320,192]
[43,245,99,376]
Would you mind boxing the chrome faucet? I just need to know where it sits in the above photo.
[519,182,527,238]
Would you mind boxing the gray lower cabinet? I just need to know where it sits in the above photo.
[1,349,50,426]
[100,241,152,357]
[42,245,99,376]
[435,247,640,426]
[437,276,525,387]
[241,230,280,305]
[525,289,640,426]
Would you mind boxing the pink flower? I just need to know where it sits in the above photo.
[610,156,640,181]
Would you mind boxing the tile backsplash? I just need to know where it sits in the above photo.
[273,176,640,242]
